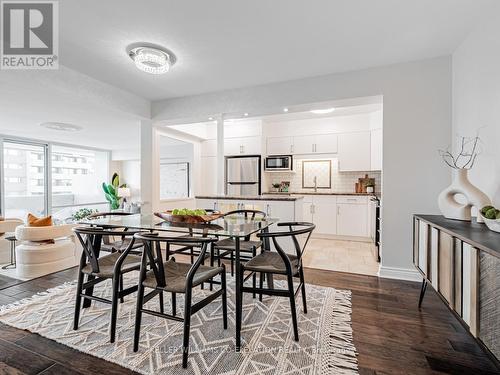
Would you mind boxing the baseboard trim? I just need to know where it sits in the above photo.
[378,266,422,282]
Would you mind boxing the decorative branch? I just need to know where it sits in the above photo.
[438,135,482,170]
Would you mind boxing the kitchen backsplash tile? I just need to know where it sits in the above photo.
[265,158,381,193]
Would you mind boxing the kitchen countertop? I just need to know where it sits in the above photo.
[263,191,379,197]
[195,195,303,202]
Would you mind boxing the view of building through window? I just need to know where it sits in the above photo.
[2,141,109,221]
[3,142,47,218]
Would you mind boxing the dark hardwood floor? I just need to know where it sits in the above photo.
[0,267,498,374]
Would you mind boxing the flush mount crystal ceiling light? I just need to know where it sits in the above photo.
[40,122,82,132]
[310,108,335,114]
[127,43,177,75]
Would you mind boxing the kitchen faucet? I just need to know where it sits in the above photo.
[313,176,318,192]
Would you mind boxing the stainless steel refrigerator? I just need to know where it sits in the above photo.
[225,156,261,196]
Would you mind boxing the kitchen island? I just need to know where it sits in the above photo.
[195,195,304,221]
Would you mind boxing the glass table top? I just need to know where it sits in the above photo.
[79,214,279,238]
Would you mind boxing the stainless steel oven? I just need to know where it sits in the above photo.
[264,155,293,171]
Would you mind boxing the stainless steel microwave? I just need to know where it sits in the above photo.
[264,155,293,171]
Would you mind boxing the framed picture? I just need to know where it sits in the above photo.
[302,160,331,189]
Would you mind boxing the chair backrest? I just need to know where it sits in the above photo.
[224,209,267,219]
[73,226,140,274]
[257,222,315,266]
[134,232,218,288]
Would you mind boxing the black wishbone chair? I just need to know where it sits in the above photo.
[238,222,315,342]
[133,233,227,369]
[86,212,144,254]
[213,209,266,295]
[73,226,146,343]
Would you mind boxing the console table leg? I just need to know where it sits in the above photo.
[418,279,427,308]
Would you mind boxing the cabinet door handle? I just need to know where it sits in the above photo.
[337,206,340,215]
[291,144,294,153]
[310,204,313,214]
[266,204,271,216]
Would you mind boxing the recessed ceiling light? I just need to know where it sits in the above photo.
[208,117,214,121]
[243,113,249,117]
[310,108,335,114]
[40,122,82,132]
[283,108,289,112]
[127,43,176,75]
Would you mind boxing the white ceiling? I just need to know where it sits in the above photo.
[59,0,494,100]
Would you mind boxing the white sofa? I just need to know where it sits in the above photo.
[14,224,79,279]
[0,219,24,264]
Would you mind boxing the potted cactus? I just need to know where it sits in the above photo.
[102,173,127,210]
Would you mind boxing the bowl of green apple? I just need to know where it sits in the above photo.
[480,205,500,233]
[154,208,223,223]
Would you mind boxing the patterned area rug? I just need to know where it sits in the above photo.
[0,273,358,374]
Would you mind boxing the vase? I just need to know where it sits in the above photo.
[438,169,491,223]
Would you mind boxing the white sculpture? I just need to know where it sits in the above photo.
[438,136,491,222]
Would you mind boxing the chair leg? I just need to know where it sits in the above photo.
[133,284,145,352]
[252,249,257,299]
[190,246,194,264]
[259,272,264,302]
[172,292,176,316]
[299,267,307,314]
[209,246,214,291]
[110,275,121,343]
[159,291,164,314]
[182,289,193,368]
[287,274,299,341]
[231,253,234,276]
[221,267,228,329]
[119,274,124,304]
[73,269,84,330]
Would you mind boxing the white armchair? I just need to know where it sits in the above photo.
[14,224,78,278]
[0,219,24,264]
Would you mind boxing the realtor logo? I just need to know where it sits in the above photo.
[1,1,58,69]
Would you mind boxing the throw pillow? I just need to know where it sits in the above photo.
[27,213,55,244]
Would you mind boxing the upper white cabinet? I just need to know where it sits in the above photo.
[292,135,316,154]
[338,132,371,171]
[200,156,217,195]
[370,128,382,171]
[292,134,338,155]
[266,136,293,155]
[225,136,261,156]
[314,133,338,154]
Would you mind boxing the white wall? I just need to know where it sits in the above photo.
[152,57,452,281]
[452,5,500,205]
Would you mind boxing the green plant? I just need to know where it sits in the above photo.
[72,208,98,221]
[102,173,126,210]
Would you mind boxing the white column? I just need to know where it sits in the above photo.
[140,119,156,214]
[216,115,225,195]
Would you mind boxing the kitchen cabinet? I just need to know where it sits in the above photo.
[308,196,337,235]
[370,128,382,171]
[292,135,316,154]
[338,132,371,171]
[336,196,369,237]
[225,136,261,156]
[266,136,293,155]
[313,133,338,154]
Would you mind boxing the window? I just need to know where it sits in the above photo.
[51,145,109,222]
[1,140,110,222]
[2,141,47,218]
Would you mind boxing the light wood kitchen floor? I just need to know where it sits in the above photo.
[302,238,380,276]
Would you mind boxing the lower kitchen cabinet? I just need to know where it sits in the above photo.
[298,195,370,238]
[336,203,368,237]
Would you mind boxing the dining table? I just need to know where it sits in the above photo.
[79,213,279,350]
